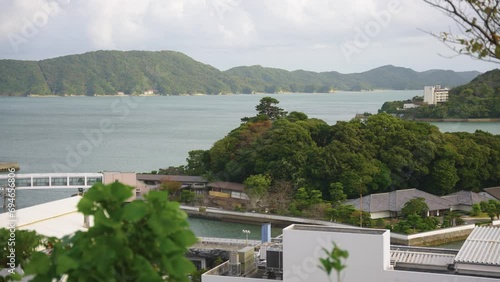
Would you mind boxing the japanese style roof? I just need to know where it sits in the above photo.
[441,190,492,206]
[455,226,500,266]
[345,188,453,213]
[208,181,245,192]
[484,186,500,200]
[136,174,207,183]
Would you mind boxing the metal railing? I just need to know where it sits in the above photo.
[198,237,261,246]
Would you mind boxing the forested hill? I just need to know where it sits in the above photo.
[380,69,500,119]
[0,50,481,96]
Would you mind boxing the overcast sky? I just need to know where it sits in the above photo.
[0,0,498,73]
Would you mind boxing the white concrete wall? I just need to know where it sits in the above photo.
[371,211,391,219]
[423,86,435,105]
[283,226,390,282]
[282,225,498,282]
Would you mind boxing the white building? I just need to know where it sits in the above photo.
[0,196,90,238]
[424,85,449,105]
[202,225,500,282]
[403,103,419,109]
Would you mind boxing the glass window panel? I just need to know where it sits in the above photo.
[51,177,67,186]
[33,178,49,186]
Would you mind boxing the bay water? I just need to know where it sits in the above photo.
[1,91,499,238]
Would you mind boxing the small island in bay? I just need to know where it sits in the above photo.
[379,69,500,121]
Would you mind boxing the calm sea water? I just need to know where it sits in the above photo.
[1,92,499,239]
[2,91,498,174]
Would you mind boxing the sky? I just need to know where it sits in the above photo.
[0,0,498,74]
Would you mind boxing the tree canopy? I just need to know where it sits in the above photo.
[401,198,430,217]
[380,69,500,119]
[185,98,500,202]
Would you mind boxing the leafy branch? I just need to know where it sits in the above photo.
[24,182,197,282]
[422,0,500,63]
[319,243,349,282]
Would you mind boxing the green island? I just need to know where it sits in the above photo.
[0,50,479,96]
[380,69,500,120]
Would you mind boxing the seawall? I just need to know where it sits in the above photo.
[182,205,500,247]
[390,220,500,246]
[181,205,349,228]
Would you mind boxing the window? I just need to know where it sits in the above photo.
[87,177,102,185]
[51,177,67,186]
[33,178,49,186]
[69,177,85,185]
[16,178,31,187]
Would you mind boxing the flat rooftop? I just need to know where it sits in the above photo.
[285,224,386,234]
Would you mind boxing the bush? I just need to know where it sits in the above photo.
[470,203,482,216]
[180,190,196,204]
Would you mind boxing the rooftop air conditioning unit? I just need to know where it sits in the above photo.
[266,247,283,272]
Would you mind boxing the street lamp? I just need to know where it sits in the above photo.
[242,229,251,245]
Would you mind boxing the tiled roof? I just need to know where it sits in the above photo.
[208,181,245,192]
[455,226,500,266]
[345,189,453,213]
[136,174,207,183]
[484,186,500,200]
[441,190,492,206]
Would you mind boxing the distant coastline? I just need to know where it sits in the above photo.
[414,118,500,122]
[18,89,411,98]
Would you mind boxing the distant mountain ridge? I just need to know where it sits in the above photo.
[0,50,481,96]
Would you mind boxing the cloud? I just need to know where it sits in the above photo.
[0,0,496,72]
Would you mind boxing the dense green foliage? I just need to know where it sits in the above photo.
[392,214,439,234]
[25,182,197,282]
[243,174,271,208]
[0,51,480,96]
[186,98,500,202]
[0,229,45,281]
[478,199,500,220]
[380,69,500,118]
[401,198,429,217]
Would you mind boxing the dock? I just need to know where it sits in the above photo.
[0,162,19,172]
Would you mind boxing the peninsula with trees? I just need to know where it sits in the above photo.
[379,69,500,120]
[158,97,500,228]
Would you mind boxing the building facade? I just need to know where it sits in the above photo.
[424,85,449,105]
[203,225,500,282]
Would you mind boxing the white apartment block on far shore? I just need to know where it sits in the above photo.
[424,85,449,105]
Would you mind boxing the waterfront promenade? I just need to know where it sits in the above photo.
[181,205,500,246]
[180,205,351,227]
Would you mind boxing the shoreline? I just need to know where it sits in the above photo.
[2,89,422,98]
[414,118,500,122]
